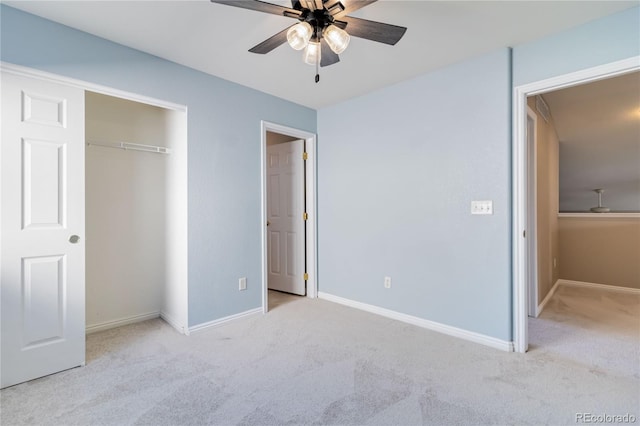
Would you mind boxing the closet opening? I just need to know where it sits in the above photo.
[85,91,188,337]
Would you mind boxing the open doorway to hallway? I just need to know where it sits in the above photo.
[266,132,307,297]
[523,71,639,366]
[513,57,639,354]
[261,122,318,314]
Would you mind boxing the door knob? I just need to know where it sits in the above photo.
[69,235,80,244]
[267,221,271,227]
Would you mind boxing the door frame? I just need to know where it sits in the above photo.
[526,106,538,318]
[512,56,639,353]
[261,121,318,312]
[0,61,190,334]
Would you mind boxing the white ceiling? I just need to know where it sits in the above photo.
[5,0,637,109]
[541,72,640,212]
[4,1,638,211]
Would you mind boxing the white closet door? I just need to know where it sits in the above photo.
[267,140,305,295]
[1,72,85,388]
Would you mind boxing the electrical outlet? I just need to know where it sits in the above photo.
[471,200,493,215]
[384,276,392,289]
[239,277,247,291]
[553,258,557,268]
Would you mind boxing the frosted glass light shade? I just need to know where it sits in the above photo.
[303,41,321,65]
[324,24,350,54]
[287,22,312,50]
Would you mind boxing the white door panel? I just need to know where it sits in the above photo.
[267,141,305,295]
[1,72,85,388]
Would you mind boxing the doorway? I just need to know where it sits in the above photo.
[526,106,538,318]
[261,121,317,313]
[266,133,306,297]
[512,56,639,353]
[84,91,187,335]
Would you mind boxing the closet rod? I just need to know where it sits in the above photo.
[86,141,171,154]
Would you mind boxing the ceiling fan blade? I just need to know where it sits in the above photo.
[320,40,340,67]
[210,0,302,18]
[337,15,407,45]
[329,0,378,17]
[249,26,292,54]
[299,0,321,11]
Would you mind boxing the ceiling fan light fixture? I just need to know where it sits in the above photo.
[323,24,350,54]
[303,41,321,65]
[287,22,313,50]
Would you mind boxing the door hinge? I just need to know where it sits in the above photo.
[303,151,308,161]
[304,273,309,281]
[303,212,308,221]
[523,230,526,238]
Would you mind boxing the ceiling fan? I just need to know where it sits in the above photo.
[210,0,407,82]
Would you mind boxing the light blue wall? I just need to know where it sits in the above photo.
[0,5,317,327]
[317,49,513,341]
[513,6,640,86]
[315,6,638,343]
[3,4,636,342]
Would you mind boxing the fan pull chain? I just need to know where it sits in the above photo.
[315,23,320,83]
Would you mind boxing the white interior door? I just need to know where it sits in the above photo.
[267,140,305,295]
[1,72,85,388]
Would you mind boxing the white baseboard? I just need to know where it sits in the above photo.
[558,279,640,295]
[187,307,262,335]
[317,292,514,352]
[160,311,187,335]
[536,280,560,316]
[86,311,160,334]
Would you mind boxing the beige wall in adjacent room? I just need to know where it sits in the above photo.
[528,97,560,304]
[85,92,169,329]
[559,217,640,289]
[267,131,298,146]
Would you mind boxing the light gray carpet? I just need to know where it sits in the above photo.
[1,287,638,426]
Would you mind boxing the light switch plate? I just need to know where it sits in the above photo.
[471,200,493,215]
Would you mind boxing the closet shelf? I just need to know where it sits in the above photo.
[87,141,171,154]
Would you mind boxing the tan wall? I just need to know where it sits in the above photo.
[267,131,298,146]
[559,217,640,288]
[528,97,560,304]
